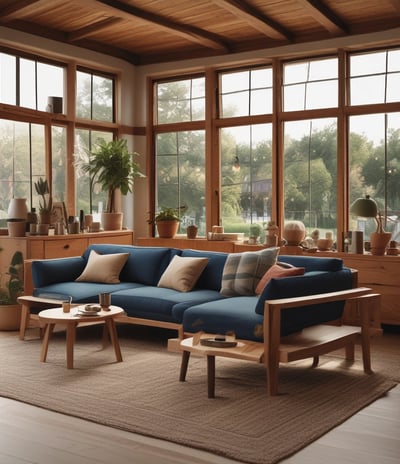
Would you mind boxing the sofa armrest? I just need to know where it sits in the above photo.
[263,287,380,395]
[264,287,372,351]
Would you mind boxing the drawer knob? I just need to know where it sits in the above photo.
[63,244,70,249]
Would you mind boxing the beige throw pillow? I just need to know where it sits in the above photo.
[157,255,209,292]
[76,250,129,284]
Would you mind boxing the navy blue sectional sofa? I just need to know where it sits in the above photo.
[28,244,356,342]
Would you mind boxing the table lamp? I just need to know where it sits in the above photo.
[350,194,378,219]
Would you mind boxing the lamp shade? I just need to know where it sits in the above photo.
[350,195,378,218]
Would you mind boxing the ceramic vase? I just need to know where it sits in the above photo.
[7,198,28,220]
[283,221,306,246]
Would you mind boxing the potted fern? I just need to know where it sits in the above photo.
[76,139,144,230]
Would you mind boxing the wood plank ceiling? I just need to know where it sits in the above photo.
[0,0,399,65]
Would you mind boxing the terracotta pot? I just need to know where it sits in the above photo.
[0,304,22,331]
[156,220,179,238]
[186,224,198,239]
[39,211,52,225]
[7,219,26,237]
[101,212,123,230]
[370,232,391,255]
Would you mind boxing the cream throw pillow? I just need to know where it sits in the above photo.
[157,255,209,292]
[76,250,129,284]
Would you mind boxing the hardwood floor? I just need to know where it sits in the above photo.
[1,330,399,464]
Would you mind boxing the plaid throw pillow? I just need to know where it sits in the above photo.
[220,247,279,297]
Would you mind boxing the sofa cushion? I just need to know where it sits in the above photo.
[255,263,305,295]
[220,247,279,296]
[182,296,264,341]
[157,255,209,292]
[84,245,179,286]
[76,250,129,284]
[180,249,227,291]
[33,282,139,303]
[110,287,224,323]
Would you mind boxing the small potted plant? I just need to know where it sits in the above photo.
[0,249,23,330]
[34,177,53,226]
[248,223,262,244]
[75,139,144,230]
[149,207,181,238]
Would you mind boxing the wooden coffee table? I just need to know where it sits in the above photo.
[38,305,125,369]
[179,333,264,398]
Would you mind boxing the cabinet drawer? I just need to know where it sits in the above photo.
[44,238,88,258]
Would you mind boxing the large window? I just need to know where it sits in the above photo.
[221,124,272,232]
[348,48,400,241]
[154,77,206,234]
[284,119,337,233]
[152,47,400,246]
[1,49,117,224]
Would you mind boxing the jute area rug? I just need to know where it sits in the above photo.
[0,325,396,464]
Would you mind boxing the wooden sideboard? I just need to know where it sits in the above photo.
[136,237,400,326]
[0,230,134,296]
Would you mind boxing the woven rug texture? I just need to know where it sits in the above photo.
[0,326,397,464]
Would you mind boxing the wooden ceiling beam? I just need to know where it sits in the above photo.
[388,0,400,14]
[212,0,293,41]
[0,0,42,21]
[68,17,124,42]
[91,0,229,52]
[296,0,349,35]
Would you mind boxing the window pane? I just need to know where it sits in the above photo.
[284,119,337,236]
[221,124,272,236]
[220,67,272,117]
[156,77,205,124]
[0,53,16,105]
[350,49,400,105]
[0,120,45,225]
[283,58,338,111]
[349,113,400,241]
[76,71,91,119]
[76,70,114,122]
[92,74,113,122]
[74,129,113,217]
[20,58,36,109]
[52,126,67,204]
[37,63,64,112]
[156,131,206,235]
[350,75,386,105]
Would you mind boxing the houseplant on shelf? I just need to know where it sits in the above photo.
[76,139,144,230]
[149,207,181,238]
[34,177,53,226]
[0,249,23,330]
